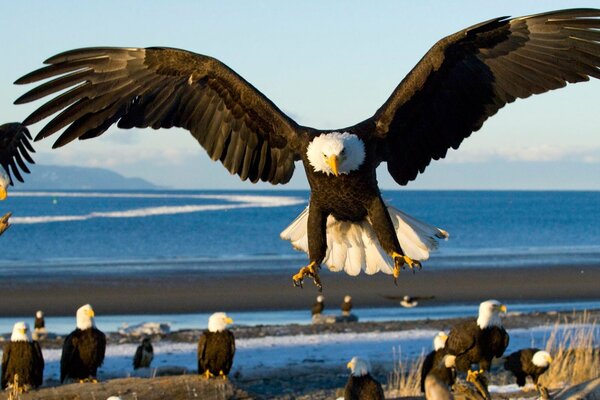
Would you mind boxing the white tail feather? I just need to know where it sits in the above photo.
[280,204,448,275]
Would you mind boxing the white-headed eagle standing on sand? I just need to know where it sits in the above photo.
[504,348,553,399]
[60,304,106,383]
[12,9,600,289]
[446,300,509,399]
[1,322,44,392]
[197,312,235,379]
[344,357,385,400]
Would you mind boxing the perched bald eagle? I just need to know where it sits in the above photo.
[13,9,600,288]
[341,295,353,316]
[446,300,509,399]
[423,355,456,400]
[344,357,385,400]
[132,337,154,370]
[421,331,455,393]
[32,311,47,341]
[60,304,106,383]
[312,295,325,316]
[197,312,235,379]
[504,348,553,398]
[1,322,44,392]
[0,122,35,200]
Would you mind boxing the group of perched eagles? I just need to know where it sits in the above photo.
[1,306,236,393]
[1,299,554,400]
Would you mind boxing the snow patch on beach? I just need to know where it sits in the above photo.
[10,193,305,224]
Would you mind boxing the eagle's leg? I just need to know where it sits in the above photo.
[466,369,491,400]
[292,261,322,291]
[535,383,549,399]
[368,196,421,284]
[218,370,228,380]
[202,369,214,379]
[292,204,325,290]
[392,252,422,283]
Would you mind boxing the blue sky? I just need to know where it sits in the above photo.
[1,1,599,189]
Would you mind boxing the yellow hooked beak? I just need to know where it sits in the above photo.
[88,309,95,318]
[546,355,553,363]
[499,304,507,313]
[225,317,234,324]
[326,155,339,176]
[346,361,353,369]
[0,187,7,200]
[20,328,27,334]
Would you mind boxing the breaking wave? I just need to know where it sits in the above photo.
[10,193,306,224]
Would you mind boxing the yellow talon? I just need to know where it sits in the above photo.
[292,261,322,291]
[392,252,422,284]
[202,369,214,379]
[466,369,480,382]
[219,370,228,380]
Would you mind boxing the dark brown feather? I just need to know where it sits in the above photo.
[15,47,307,185]
[0,123,35,184]
[356,9,600,185]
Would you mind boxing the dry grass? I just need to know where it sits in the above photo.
[386,347,425,397]
[539,311,599,389]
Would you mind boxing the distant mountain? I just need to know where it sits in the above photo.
[15,165,160,190]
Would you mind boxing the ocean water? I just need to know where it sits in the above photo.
[0,190,599,277]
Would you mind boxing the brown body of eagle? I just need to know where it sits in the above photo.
[197,330,235,377]
[446,320,509,373]
[1,341,44,389]
[503,348,550,387]
[344,373,385,400]
[60,327,106,383]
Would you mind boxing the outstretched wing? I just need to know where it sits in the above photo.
[15,47,306,184]
[364,9,600,185]
[0,122,35,184]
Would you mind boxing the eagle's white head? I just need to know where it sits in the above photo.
[316,295,324,303]
[347,356,371,377]
[433,331,448,351]
[443,354,456,369]
[76,304,96,330]
[532,350,553,367]
[208,312,233,333]
[307,132,365,176]
[477,299,507,329]
[0,169,9,200]
[36,310,44,319]
[11,321,31,342]
[344,295,352,303]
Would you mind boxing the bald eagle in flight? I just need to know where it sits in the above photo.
[197,312,235,379]
[446,300,509,399]
[1,322,44,392]
[60,304,106,383]
[0,122,35,200]
[12,9,600,288]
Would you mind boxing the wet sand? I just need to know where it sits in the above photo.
[0,264,598,316]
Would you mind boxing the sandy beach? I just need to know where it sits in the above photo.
[0,264,598,316]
